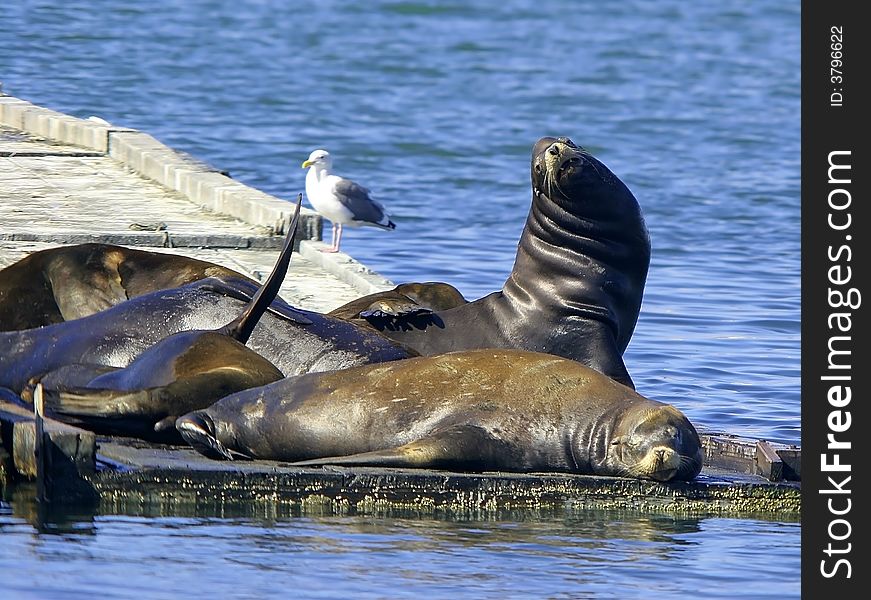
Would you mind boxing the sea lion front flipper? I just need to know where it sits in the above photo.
[291,425,515,471]
[359,297,432,319]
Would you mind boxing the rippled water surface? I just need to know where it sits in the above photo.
[2,0,799,597]
[1,500,800,600]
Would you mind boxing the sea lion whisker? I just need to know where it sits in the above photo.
[544,166,570,200]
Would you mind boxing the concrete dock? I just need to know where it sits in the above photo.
[0,93,800,518]
[0,94,395,311]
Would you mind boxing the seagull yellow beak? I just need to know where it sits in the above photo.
[301,159,313,168]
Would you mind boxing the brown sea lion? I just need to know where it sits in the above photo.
[353,138,651,389]
[176,349,702,482]
[18,197,306,440]
[0,242,255,331]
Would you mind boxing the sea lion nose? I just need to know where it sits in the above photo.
[548,144,561,156]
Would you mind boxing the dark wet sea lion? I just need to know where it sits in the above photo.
[0,277,413,394]
[0,200,413,397]
[328,282,468,322]
[176,349,702,482]
[19,198,306,440]
[357,138,650,388]
[0,242,255,331]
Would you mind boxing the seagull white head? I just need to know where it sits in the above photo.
[301,149,332,170]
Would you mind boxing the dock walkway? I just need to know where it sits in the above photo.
[0,94,800,518]
[0,94,394,311]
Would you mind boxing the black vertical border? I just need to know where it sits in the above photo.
[802,0,868,596]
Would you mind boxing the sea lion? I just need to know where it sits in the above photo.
[0,202,413,397]
[176,349,703,482]
[327,282,469,322]
[0,242,255,331]
[0,276,413,395]
[18,198,305,441]
[353,138,651,389]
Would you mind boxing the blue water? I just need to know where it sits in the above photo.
[1,0,800,597]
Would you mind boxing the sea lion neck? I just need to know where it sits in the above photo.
[501,195,632,327]
[501,164,650,352]
[569,401,619,474]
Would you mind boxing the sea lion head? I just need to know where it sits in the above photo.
[512,137,651,358]
[530,136,644,224]
[607,403,703,482]
[532,136,582,201]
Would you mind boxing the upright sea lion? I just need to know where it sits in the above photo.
[0,242,255,331]
[352,138,651,388]
[20,198,306,440]
[176,349,702,482]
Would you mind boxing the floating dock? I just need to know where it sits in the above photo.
[0,93,394,307]
[0,93,800,518]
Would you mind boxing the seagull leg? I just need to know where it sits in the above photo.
[334,224,344,252]
[321,222,339,253]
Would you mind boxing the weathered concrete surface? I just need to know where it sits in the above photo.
[0,114,393,311]
[0,93,396,299]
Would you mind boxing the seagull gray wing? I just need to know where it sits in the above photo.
[333,178,389,224]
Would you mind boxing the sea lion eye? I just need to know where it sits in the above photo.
[534,164,542,173]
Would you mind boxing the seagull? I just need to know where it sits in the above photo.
[301,149,396,253]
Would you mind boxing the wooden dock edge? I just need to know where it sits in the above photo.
[0,399,97,503]
[87,461,800,518]
[2,398,800,517]
[700,432,800,481]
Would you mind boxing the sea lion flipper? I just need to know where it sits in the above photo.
[291,425,510,470]
[176,412,249,461]
[359,298,432,319]
[221,194,303,343]
[39,385,151,418]
[154,415,177,432]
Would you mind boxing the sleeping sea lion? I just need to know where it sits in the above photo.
[176,349,702,482]
[0,241,254,331]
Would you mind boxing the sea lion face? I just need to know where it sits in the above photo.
[531,137,592,202]
[530,136,636,224]
[608,404,703,482]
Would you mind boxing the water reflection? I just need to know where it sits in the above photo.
[2,483,97,537]
[1,488,799,599]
